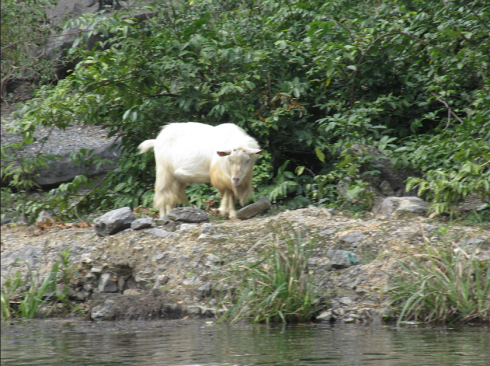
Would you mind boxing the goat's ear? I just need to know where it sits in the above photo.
[247,149,264,155]
[217,150,231,157]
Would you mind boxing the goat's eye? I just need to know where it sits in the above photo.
[245,158,250,164]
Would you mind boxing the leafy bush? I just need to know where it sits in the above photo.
[2,0,489,220]
[387,229,490,325]
[218,226,321,324]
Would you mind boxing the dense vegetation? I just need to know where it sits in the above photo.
[1,0,59,93]
[388,227,489,325]
[1,0,489,221]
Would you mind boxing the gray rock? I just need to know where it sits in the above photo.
[148,228,175,238]
[318,228,336,237]
[155,275,170,287]
[153,216,172,226]
[183,305,202,315]
[123,289,141,296]
[347,144,420,197]
[178,223,198,232]
[200,223,213,233]
[131,218,152,230]
[80,253,93,264]
[236,196,272,220]
[206,254,223,265]
[182,276,203,286]
[375,196,429,219]
[152,252,166,262]
[98,273,118,293]
[117,277,125,291]
[465,237,487,246]
[35,141,121,187]
[46,0,101,27]
[196,282,213,297]
[93,207,136,236]
[379,180,395,196]
[1,214,13,225]
[168,207,208,223]
[21,246,41,268]
[36,210,54,224]
[327,249,359,269]
[1,246,41,268]
[338,232,366,247]
[91,298,116,320]
[153,217,178,232]
[198,306,216,317]
[339,296,352,306]
[316,310,333,321]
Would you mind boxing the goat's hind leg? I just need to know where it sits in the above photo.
[154,173,185,218]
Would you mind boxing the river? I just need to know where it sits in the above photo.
[1,319,489,365]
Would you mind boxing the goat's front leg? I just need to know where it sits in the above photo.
[218,190,230,217]
[226,190,237,219]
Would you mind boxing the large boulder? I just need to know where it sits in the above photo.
[375,196,429,219]
[37,140,121,187]
[1,122,121,188]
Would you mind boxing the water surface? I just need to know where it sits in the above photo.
[2,319,488,365]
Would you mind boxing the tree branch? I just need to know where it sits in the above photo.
[430,92,464,128]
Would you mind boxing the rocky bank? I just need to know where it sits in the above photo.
[2,206,488,323]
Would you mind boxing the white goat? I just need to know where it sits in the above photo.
[138,122,263,219]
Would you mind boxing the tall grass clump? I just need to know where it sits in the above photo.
[218,226,321,324]
[387,232,490,325]
[1,248,76,320]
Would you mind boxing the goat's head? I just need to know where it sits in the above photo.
[217,148,263,186]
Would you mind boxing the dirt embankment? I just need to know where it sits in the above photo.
[2,207,488,322]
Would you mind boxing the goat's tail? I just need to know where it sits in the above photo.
[138,139,156,154]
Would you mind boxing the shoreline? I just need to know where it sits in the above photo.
[2,206,488,325]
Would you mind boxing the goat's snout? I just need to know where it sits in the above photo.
[232,177,240,185]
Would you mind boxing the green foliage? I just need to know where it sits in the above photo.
[186,183,220,210]
[1,247,77,320]
[3,0,489,219]
[218,225,321,324]
[1,133,113,222]
[402,120,490,214]
[1,0,59,95]
[387,229,490,325]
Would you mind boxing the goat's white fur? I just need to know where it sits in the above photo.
[138,122,263,219]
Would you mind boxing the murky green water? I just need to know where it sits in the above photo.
[1,319,489,365]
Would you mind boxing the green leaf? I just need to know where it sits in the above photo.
[315,148,325,162]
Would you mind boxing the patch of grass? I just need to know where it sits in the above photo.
[387,232,490,325]
[338,202,370,219]
[1,248,77,320]
[217,225,322,324]
[459,207,490,226]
